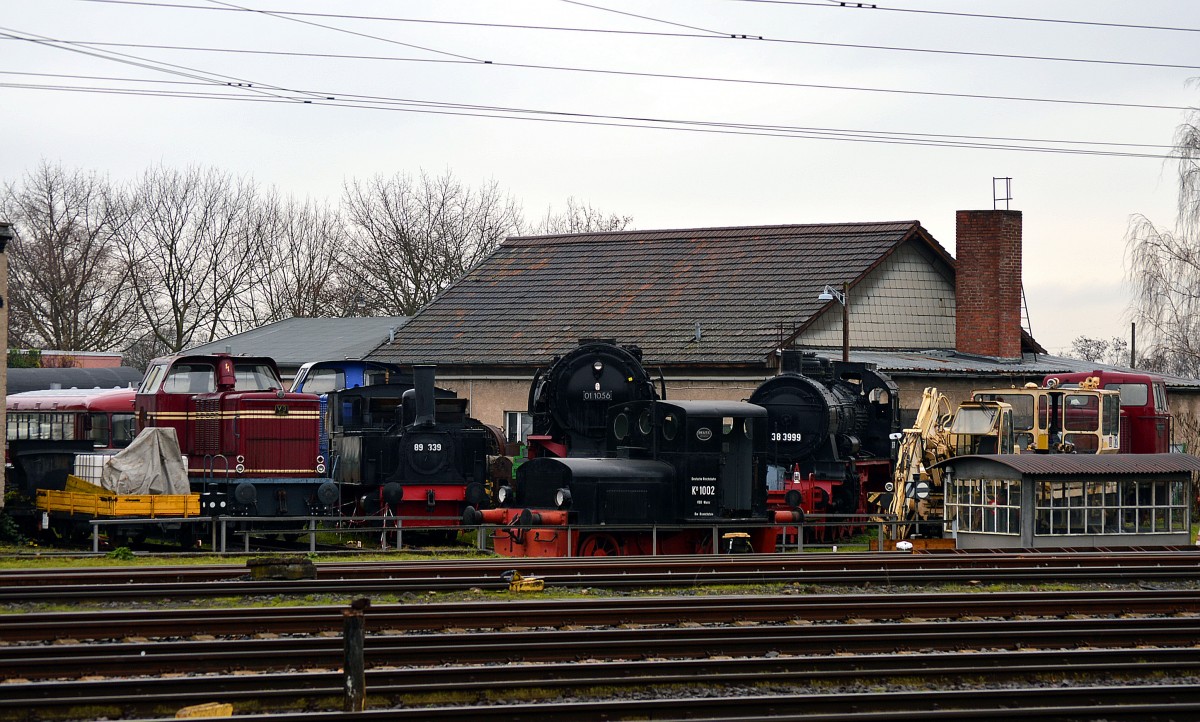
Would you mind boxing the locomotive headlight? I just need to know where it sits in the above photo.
[235,463,245,474]
[236,455,245,464]
[885,481,895,493]
[555,488,572,509]
[593,360,603,373]
[316,463,326,474]
[497,485,513,505]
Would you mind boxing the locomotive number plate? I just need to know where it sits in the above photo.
[274,404,289,415]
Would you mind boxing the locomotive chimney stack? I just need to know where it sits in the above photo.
[413,364,436,427]
[955,209,1023,360]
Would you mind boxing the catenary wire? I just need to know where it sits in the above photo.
[0,70,1177,150]
[5,37,1189,113]
[0,79,1181,159]
[735,0,1200,34]
[202,0,482,62]
[66,0,1200,71]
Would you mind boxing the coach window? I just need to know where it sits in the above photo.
[1064,394,1099,431]
[303,368,345,395]
[164,363,216,394]
[112,414,136,448]
[234,363,279,391]
[1105,383,1148,407]
[139,364,166,394]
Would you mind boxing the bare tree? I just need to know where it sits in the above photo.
[246,193,351,322]
[1067,335,1130,366]
[1,161,140,351]
[529,196,634,235]
[1127,107,1200,377]
[111,166,267,353]
[341,170,522,315]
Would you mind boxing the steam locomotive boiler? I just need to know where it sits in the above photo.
[526,339,662,457]
[749,351,899,527]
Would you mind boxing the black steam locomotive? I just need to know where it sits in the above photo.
[469,397,779,556]
[750,351,899,526]
[324,365,502,532]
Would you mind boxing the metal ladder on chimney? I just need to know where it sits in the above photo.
[1020,286,1034,352]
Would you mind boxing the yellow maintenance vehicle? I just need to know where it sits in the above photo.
[891,378,1121,539]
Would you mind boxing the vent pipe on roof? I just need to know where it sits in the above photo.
[694,322,702,343]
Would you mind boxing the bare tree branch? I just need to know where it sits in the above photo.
[1,161,140,352]
[341,170,522,316]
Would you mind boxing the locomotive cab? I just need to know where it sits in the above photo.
[608,400,768,521]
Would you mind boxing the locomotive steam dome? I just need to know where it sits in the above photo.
[528,340,658,456]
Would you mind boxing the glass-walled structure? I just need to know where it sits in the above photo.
[935,454,1199,549]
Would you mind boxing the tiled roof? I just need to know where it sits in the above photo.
[373,222,947,367]
[186,316,409,367]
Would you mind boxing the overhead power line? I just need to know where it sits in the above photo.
[5,37,1187,113]
[68,0,1200,71]
[0,76,1182,160]
[734,0,1200,34]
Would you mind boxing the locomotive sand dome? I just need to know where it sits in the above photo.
[527,339,662,457]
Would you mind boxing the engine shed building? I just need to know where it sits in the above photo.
[930,454,1200,549]
[365,209,1200,452]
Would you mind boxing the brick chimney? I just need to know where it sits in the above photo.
[955,210,1023,359]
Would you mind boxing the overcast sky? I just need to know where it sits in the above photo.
[4,0,1198,356]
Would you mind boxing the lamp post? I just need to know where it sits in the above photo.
[818,282,850,362]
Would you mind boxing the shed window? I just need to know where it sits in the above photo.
[1034,478,1187,535]
[944,476,1021,535]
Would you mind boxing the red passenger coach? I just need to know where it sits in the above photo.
[136,353,338,517]
[7,387,137,451]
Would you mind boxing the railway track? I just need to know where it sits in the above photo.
[3,588,1200,642]
[4,549,1200,602]
[5,649,1200,721]
[4,566,1200,720]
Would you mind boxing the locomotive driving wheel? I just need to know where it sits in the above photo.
[577,532,623,557]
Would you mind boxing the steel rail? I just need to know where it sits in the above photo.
[98,684,1200,721]
[4,647,1200,719]
[3,548,1200,586]
[3,588,1200,642]
[5,616,1200,680]
[7,560,1200,602]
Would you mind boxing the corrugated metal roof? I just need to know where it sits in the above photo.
[186,316,409,367]
[814,349,1200,389]
[372,221,951,367]
[933,453,1200,476]
[6,367,144,394]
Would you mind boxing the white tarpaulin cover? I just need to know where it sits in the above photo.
[100,427,191,495]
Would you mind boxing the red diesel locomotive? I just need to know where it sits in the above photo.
[136,353,339,516]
